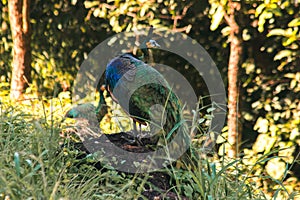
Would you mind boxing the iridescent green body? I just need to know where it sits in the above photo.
[105,54,190,148]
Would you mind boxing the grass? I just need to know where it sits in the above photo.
[0,105,142,199]
[0,94,298,199]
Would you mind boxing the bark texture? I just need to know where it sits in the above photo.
[224,0,243,158]
[8,0,31,100]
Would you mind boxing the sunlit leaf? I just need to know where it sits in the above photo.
[288,18,300,27]
[266,158,286,180]
[93,8,101,17]
[140,5,148,17]
[258,18,266,32]
[198,118,205,124]
[210,5,224,31]
[284,73,296,79]
[221,26,230,37]
[283,36,297,46]
[267,28,286,37]
[84,1,99,9]
[274,50,292,61]
[255,3,266,17]
[290,79,297,89]
[254,117,269,133]
[253,134,267,152]
[110,16,116,26]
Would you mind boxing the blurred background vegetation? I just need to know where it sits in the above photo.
[0,0,299,199]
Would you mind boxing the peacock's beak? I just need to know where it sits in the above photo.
[146,39,161,48]
[100,84,106,92]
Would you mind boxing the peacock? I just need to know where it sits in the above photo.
[105,55,193,157]
[65,103,101,141]
[95,27,195,166]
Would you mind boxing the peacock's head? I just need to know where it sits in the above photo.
[65,103,96,119]
[146,39,160,49]
[65,108,80,118]
[140,26,160,55]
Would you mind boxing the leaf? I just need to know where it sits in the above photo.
[210,163,216,179]
[265,158,286,180]
[253,134,267,152]
[255,3,266,17]
[93,8,100,17]
[140,5,148,17]
[25,159,33,167]
[210,5,224,31]
[290,79,297,89]
[71,0,77,5]
[150,19,161,25]
[258,11,273,32]
[264,104,271,111]
[267,28,286,37]
[258,18,266,32]
[110,16,116,26]
[208,195,213,200]
[14,152,21,177]
[283,36,297,46]
[284,73,295,79]
[254,117,269,133]
[207,107,216,113]
[84,1,99,9]
[288,18,300,27]
[274,50,292,61]
[198,118,205,124]
[183,184,193,197]
[133,161,140,167]
[221,26,231,37]
[264,11,273,19]
[166,120,185,140]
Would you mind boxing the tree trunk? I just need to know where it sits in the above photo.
[225,1,243,158]
[8,0,31,100]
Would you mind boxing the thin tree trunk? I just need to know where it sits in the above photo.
[224,0,243,158]
[8,0,31,100]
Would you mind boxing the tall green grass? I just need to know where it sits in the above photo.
[0,93,298,199]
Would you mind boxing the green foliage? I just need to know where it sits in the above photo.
[168,158,266,199]
[97,91,133,134]
[83,0,191,32]
[0,87,144,199]
[0,0,12,82]
[208,0,227,31]
[29,0,111,96]
[0,118,142,199]
[208,0,300,197]
[243,1,300,196]
[1,0,300,198]
[0,85,297,199]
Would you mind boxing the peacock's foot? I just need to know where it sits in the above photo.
[120,134,135,144]
[136,135,144,146]
[120,131,144,146]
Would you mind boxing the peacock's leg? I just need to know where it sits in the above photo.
[133,122,143,146]
[120,121,143,145]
